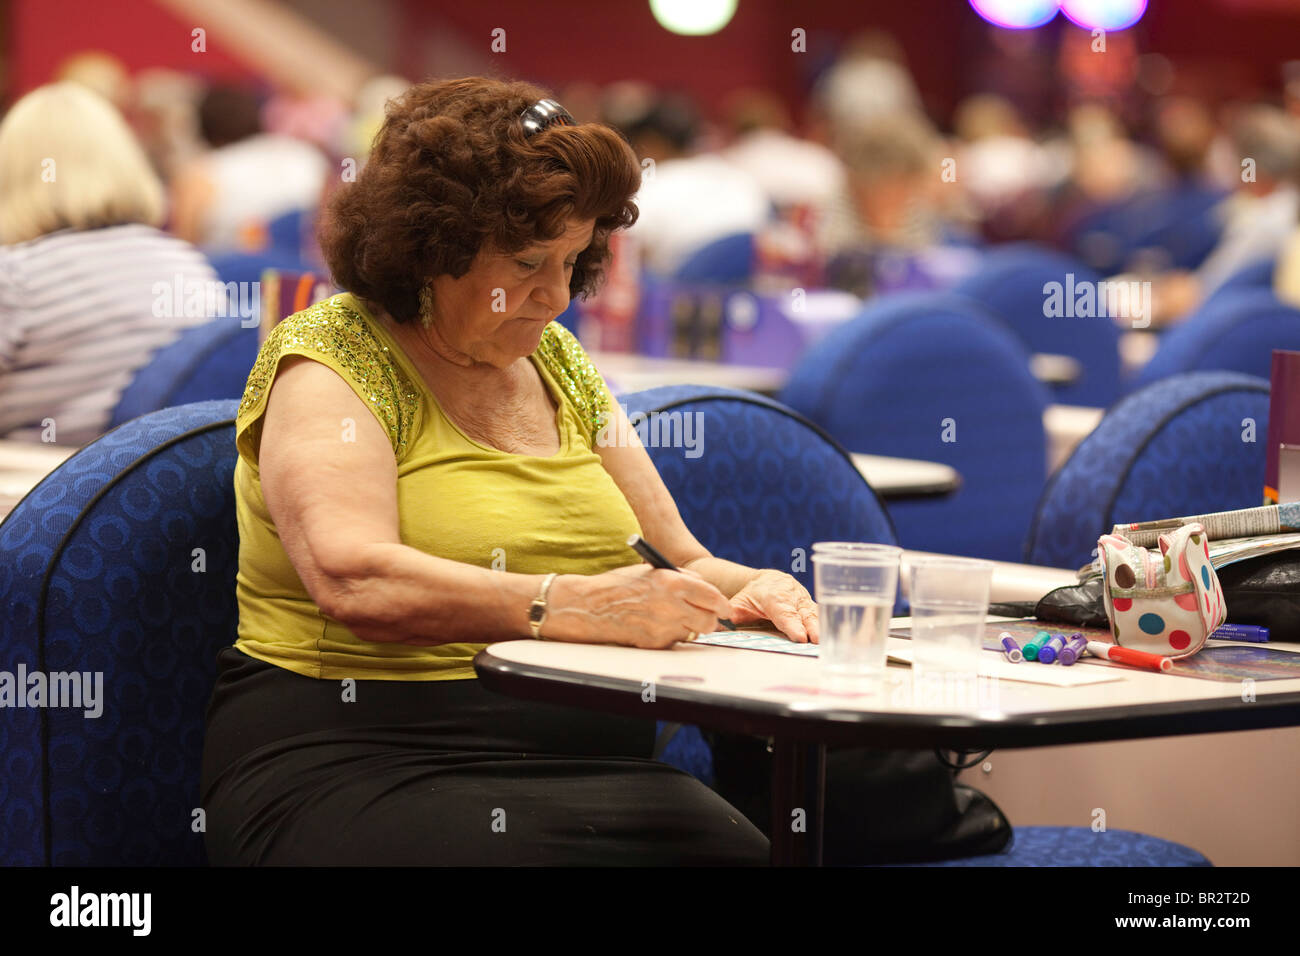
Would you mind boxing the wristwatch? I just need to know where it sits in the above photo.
[529,573,558,639]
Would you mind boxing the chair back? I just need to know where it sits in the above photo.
[673,232,756,284]
[1026,372,1269,568]
[1132,288,1300,390]
[616,385,897,593]
[952,244,1122,406]
[781,292,1051,563]
[0,401,240,864]
[109,318,258,427]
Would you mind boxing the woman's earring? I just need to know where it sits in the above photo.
[418,284,435,329]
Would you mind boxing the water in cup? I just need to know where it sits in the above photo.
[909,600,986,677]
[821,594,893,681]
[812,542,901,692]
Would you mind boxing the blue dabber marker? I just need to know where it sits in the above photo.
[998,631,1023,663]
[627,534,737,630]
[1037,633,1066,664]
[1059,634,1088,666]
[1211,623,1270,643]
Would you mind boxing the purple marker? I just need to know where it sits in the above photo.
[998,631,1023,663]
[1059,634,1088,666]
[1037,633,1066,664]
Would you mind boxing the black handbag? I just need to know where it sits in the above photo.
[702,731,1012,865]
[992,550,1300,637]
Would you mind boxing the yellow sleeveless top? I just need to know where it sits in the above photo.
[232,292,642,681]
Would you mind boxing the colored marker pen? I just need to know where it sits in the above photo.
[1019,632,1050,660]
[998,631,1023,663]
[1211,623,1270,643]
[1023,630,1051,662]
[1059,635,1088,666]
[1037,634,1066,664]
[1086,641,1172,673]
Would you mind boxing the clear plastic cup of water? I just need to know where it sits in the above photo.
[907,556,994,680]
[812,542,902,690]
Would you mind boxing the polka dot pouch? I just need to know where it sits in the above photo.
[1097,522,1227,659]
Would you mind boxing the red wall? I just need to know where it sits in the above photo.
[8,0,257,102]
[8,0,1300,119]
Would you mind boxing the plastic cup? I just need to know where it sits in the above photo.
[907,556,994,680]
[812,542,902,688]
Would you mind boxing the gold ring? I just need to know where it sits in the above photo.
[685,631,698,643]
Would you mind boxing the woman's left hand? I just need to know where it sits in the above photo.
[727,569,819,644]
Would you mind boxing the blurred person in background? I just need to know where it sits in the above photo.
[807,30,924,148]
[621,91,770,276]
[719,88,846,219]
[170,84,328,254]
[952,93,1064,242]
[819,111,965,296]
[1150,103,1300,322]
[0,83,220,445]
[1041,102,1166,250]
[53,50,130,111]
[128,68,208,184]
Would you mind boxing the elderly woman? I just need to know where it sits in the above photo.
[0,83,220,444]
[200,76,819,866]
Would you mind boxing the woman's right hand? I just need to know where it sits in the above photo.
[542,565,732,649]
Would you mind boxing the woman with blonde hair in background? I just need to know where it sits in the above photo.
[0,82,218,445]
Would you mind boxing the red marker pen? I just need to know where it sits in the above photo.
[1085,641,1172,673]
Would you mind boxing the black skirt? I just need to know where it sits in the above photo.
[199,646,769,866]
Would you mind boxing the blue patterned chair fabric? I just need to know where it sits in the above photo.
[1132,288,1300,391]
[952,243,1123,406]
[1026,371,1270,569]
[616,384,898,782]
[616,384,898,592]
[109,317,259,429]
[885,826,1212,866]
[0,401,240,865]
[673,232,757,284]
[781,292,1051,563]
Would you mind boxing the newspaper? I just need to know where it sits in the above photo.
[1078,504,1300,579]
[1110,503,1300,549]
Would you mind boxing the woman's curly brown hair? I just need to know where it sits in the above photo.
[320,75,641,324]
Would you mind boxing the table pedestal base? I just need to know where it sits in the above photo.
[770,738,825,866]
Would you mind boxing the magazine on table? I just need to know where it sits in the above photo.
[1077,503,1300,578]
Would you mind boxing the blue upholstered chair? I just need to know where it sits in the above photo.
[1204,258,1276,304]
[781,292,1051,564]
[207,249,314,288]
[1069,183,1227,274]
[618,384,898,592]
[1131,288,1300,391]
[0,401,240,865]
[617,385,898,781]
[109,317,258,429]
[1026,371,1269,569]
[952,244,1123,406]
[673,232,756,284]
[888,827,1211,866]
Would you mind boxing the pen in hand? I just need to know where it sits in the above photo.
[627,534,736,631]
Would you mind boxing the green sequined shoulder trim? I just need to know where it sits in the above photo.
[535,323,611,444]
[237,296,422,458]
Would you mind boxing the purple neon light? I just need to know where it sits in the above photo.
[1060,0,1148,31]
[969,0,1061,29]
